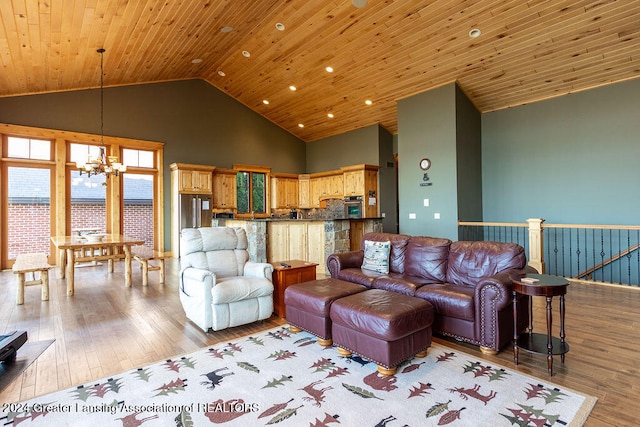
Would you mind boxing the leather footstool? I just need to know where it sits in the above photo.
[284,278,367,346]
[330,289,434,376]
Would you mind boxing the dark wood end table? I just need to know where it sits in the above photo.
[270,260,318,318]
[511,273,570,376]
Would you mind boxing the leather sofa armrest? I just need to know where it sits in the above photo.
[244,262,274,280]
[327,250,364,278]
[474,265,538,312]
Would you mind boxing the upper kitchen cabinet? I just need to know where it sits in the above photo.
[212,168,237,210]
[342,164,379,197]
[169,163,214,194]
[309,170,343,207]
[271,173,299,209]
[298,174,311,209]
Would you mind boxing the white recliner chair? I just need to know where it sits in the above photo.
[179,227,274,332]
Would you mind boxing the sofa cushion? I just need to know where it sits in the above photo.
[336,268,381,287]
[362,240,391,274]
[361,232,411,274]
[404,236,451,283]
[446,241,526,287]
[414,283,474,321]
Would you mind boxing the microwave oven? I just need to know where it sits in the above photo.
[344,196,363,219]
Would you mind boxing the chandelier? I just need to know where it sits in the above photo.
[76,48,126,177]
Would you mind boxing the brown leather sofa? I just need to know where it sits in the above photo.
[326,232,537,353]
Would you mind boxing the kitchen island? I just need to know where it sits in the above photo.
[211,218,383,275]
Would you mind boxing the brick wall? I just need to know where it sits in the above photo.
[8,202,154,259]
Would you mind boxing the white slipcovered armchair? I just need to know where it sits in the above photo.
[179,227,274,332]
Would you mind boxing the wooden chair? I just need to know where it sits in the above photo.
[132,246,166,286]
[12,253,53,305]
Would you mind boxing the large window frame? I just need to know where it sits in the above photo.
[0,123,164,269]
[233,164,271,219]
[1,135,56,265]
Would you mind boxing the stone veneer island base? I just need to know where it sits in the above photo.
[212,218,383,276]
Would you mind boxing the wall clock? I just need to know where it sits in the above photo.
[419,158,431,170]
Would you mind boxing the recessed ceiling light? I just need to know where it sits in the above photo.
[242,50,251,58]
[263,99,269,105]
[275,23,285,31]
[217,70,226,76]
[469,28,482,38]
[365,99,373,105]
[221,26,233,33]
[298,123,304,128]
[289,85,297,91]
[327,113,334,118]
[191,58,203,64]
[326,66,334,73]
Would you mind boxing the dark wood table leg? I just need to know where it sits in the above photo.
[546,296,553,376]
[560,294,566,364]
[513,290,519,365]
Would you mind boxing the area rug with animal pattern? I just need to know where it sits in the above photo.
[1,325,596,426]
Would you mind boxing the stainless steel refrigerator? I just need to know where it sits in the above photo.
[179,194,213,230]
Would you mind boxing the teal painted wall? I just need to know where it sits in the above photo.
[397,83,460,239]
[482,78,640,225]
[455,85,482,223]
[307,124,398,232]
[305,125,379,173]
[0,79,306,250]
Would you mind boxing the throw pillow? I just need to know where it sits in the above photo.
[362,240,391,274]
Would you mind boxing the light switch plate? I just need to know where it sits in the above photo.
[409,213,416,219]
[434,213,440,219]
[423,198,429,207]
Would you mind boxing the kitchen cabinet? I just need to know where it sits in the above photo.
[267,221,326,275]
[271,174,299,209]
[342,164,379,197]
[298,174,310,208]
[170,163,214,194]
[341,164,379,217]
[212,168,237,209]
[309,170,342,207]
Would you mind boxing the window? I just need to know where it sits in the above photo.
[235,165,270,216]
[69,142,103,164]
[123,173,155,248]
[123,148,154,168]
[7,137,51,160]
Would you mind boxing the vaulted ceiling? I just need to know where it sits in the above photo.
[1,1,639,142]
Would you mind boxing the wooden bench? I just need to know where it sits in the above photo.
[12,253,53,305]
[132,247,166,286]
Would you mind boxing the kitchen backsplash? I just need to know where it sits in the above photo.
[271,199,345,219]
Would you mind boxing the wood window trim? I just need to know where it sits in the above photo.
[233,164,271,218]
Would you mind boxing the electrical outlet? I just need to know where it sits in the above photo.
[381,212,386,218]
[434,213,440,219]
[409,213,416,219]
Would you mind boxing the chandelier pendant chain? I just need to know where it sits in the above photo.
[75,48,126,178]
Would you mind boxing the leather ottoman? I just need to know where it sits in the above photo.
[330,289,434,376]
[284,278,367,346]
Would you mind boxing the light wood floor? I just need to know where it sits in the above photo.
[0,259,638,426]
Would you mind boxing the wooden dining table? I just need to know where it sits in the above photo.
[51,234,145,295]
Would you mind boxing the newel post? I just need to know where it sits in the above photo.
[527,218,545,273]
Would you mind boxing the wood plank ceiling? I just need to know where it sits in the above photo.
[1,0,639,142]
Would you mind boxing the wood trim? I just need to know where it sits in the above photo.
[168,162,216,172]
[0,123,164,150]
